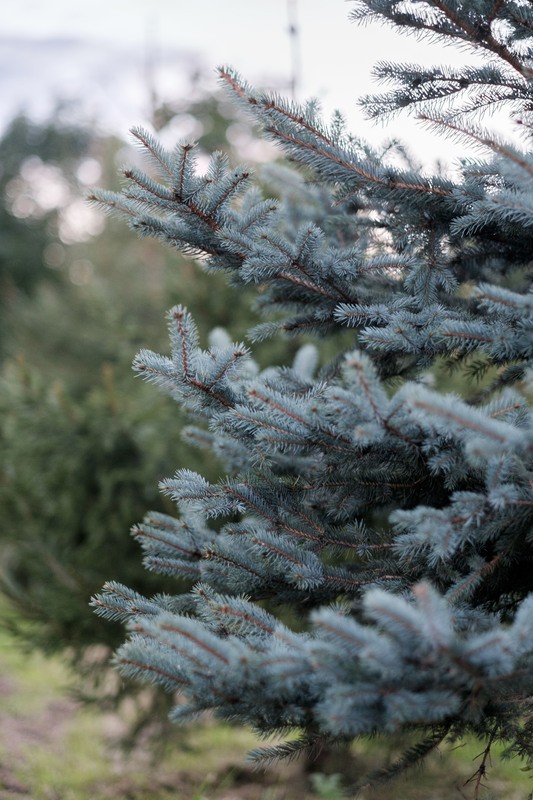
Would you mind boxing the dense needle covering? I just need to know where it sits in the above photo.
[92,1,533,791]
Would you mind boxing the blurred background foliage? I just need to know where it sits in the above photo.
[0,85,297,741]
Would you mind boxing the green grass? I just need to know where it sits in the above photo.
[351,736,532,800]
[0,608,531,800]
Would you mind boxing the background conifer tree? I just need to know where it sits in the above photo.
[93,1,533,791]
[0,93,293,745]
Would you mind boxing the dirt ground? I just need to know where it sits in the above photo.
[0,662,318,800]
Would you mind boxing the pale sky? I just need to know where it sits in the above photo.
[0,0,506,167]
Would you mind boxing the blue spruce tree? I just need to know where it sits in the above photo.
[92,0,533,792]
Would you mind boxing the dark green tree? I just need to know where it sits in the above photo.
[0,94,288,734]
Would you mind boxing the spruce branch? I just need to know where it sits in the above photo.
[91,0,533,788]
[129,126,175,181]
[463,726,498,800]
[351,724,451,795]
[418,114,533,177]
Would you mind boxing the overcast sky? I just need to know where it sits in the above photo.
[1,0,503,167]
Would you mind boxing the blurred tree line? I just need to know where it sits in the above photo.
[0,91,292,740]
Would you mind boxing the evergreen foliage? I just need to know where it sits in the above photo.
[0,99,288,741]
[0,358,184,651]
[93,1,533,790]
[0,96,309,751]
[0,95,268,639]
